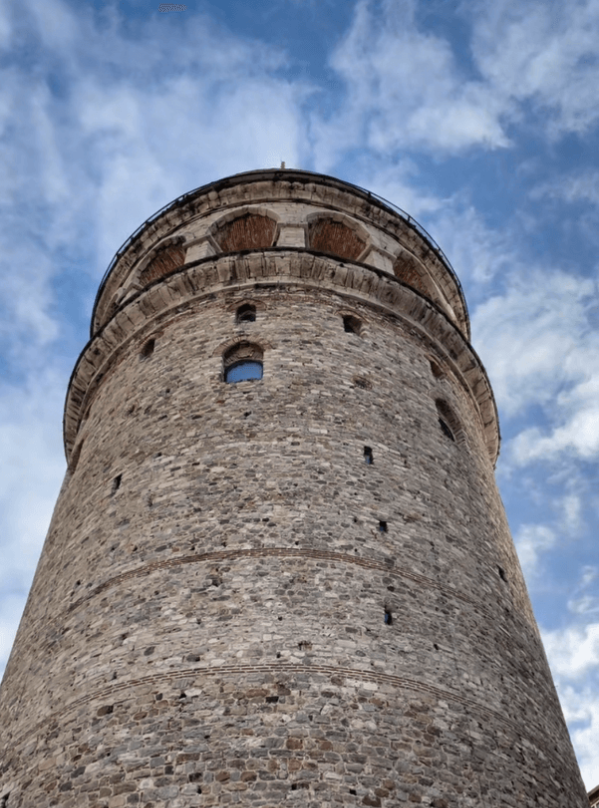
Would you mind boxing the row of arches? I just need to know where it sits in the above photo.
[138,211,436,303]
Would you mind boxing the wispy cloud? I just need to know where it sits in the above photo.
[515,523,557,578]
[471,0,599,138]
[532,170,599,206]
[311,0,599,169]
[471,267,597,421]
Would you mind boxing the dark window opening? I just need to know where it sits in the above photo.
[384,609,393,625]
[498,566,507,581]
[430,360,443,379]
[438,418,455,442]
[1,794,9,808]
[436,399,461,443]
[140,338,155,359]
[236,304,257,324]
[378,520,388,533]
[112,474,122,493]
[343,314,362,335]
[350,789,357,796]
[364,446,373,464]
[225,360,263,383]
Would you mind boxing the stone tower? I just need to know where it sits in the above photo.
[0,170,588,807]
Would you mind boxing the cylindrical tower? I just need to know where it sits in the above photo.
[0,170,588,807]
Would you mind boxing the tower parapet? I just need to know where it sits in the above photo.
[68,170,498,466]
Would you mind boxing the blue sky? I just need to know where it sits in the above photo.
[1,0,599,789]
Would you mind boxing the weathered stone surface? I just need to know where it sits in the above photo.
[0,171,588,807]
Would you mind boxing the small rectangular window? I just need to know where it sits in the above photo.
[364,446,373,464]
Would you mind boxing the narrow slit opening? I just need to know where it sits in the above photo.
[438,418,455,442]
[140,338,155,359]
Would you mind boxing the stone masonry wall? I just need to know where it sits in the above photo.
[0,176,589,808]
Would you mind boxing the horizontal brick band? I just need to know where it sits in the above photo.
[67,545,501,623]
[3,660,565,773]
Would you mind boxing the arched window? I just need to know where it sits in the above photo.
[223,343,263,384]
[236,304,256,324]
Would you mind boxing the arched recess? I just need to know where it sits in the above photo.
[435,398,465,445]
[392,252,434,298]
[211,210,278,252]
[140,242,187,285]
[307,214,368,261]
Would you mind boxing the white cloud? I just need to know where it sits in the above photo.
[542,565,599,788]
[312,0,599,167]
[0,594,27,676]
[514,523,557,577]
[569,596,599,616]
[568,566,599,615]
[471,0,599,138]
[427,205,516,287]
[471,268,596,419]
[544,623,599,679]
[312,0,510,166]
[0,3,11,52]
[532,170,599,206]
[563,493,583,532]
[556,683,599,789]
